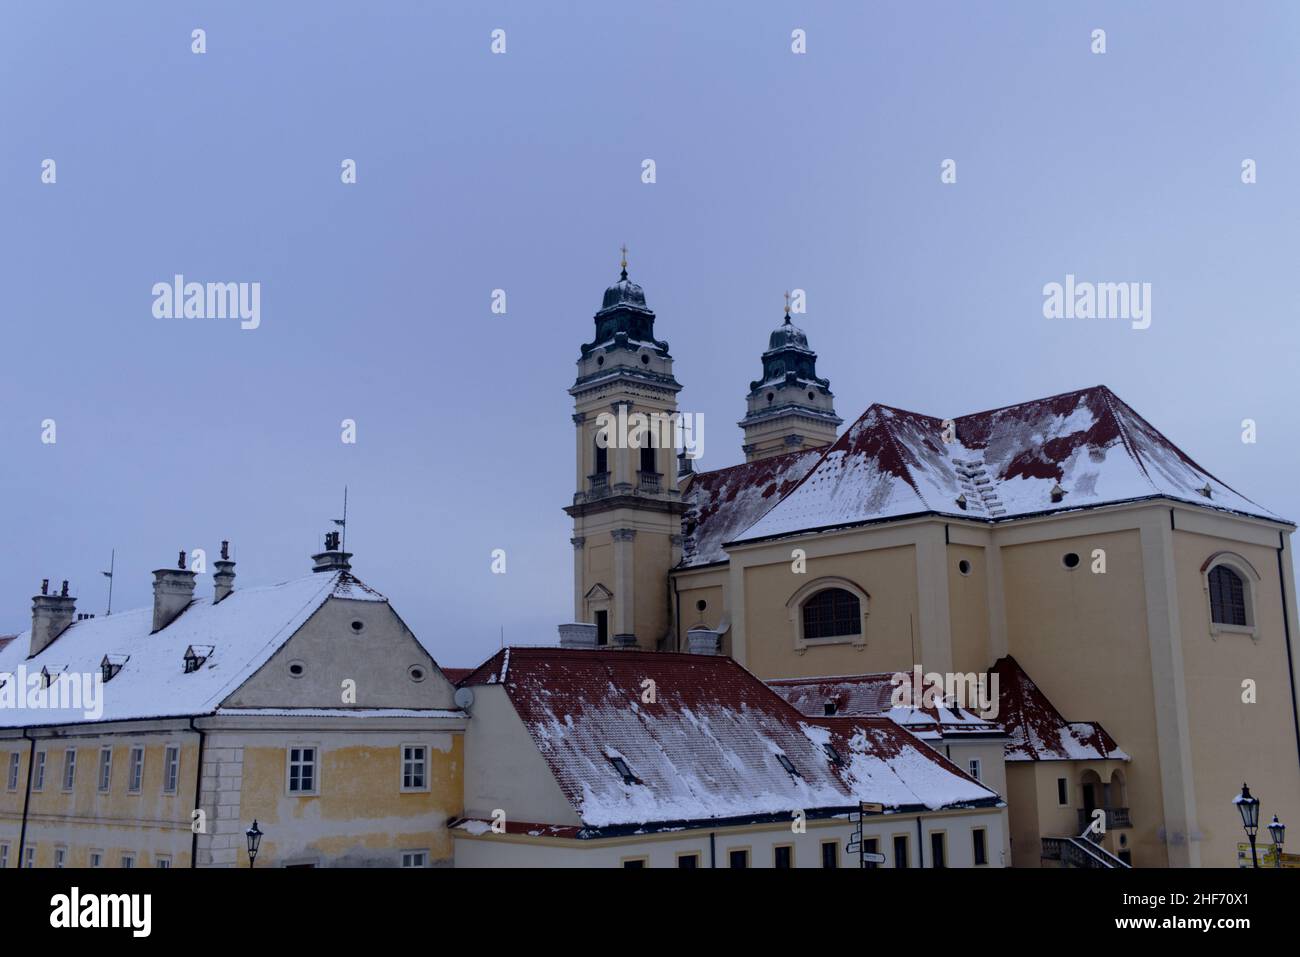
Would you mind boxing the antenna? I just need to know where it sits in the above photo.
[333,486,348,552]
[101,549,115,616]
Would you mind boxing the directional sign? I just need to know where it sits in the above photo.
[862,851,886,864]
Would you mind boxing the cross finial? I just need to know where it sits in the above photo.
[783,290,791,321]
[619,243,628,279]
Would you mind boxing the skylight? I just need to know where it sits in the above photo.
[608,755,640,786]
[776,753,801,778]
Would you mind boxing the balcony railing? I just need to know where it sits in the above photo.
[637,471,662,493]
[588,472,610,497]
[1079,807,1131,831]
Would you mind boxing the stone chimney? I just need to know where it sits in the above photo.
[558,622,598,649]
[213,540,236,603]
[30,579,76,657]
[152,550,197,633]
[311,530,352,573]
[686,625,720,655]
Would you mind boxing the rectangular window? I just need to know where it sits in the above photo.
[973,828,988,866]
[128,747,144,793]
[6,753,18,791]
[893,835,909,869]
[24,846,35,868]
[0,844,8,868]
[98,748,113,792]
[400,850,428,868]
[61,749,77,791]
[595,610,608,647]
[1057,777,1069,806]
[774,845,793,869]
[120,855,134,869]
[55,847,66,868]
[622,858,647,869]
[89,851,102,868]
[863,838,879,870]
[156,856,171,869]
[163,746,179,794]
[728,849,749,868]
[401,745,427,791]
[288,746,317,794]
[968,758,981,781]
[930,832,947,868]
[676,853,699,869]
[33,752,46,791]
[821,840,839,868]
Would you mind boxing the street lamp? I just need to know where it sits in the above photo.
[246,820,263,868]
[1234,783,1260,868]
[1268,815,1286,869]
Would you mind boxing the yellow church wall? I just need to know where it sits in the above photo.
[1000,523,1168,867]
[1171,525,1300,868]
[946,542,991,675]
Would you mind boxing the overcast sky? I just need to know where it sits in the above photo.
[1,2,1297,667]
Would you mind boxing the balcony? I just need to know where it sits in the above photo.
[1079,807,1131,831]
[637,471,662,493]
[587,472,610,497]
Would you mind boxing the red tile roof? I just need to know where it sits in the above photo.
[679,447,825,567]
[736,385,1280,546]
[992,656,1127,762]
[460,647,1000,832]
[440,667,473,685]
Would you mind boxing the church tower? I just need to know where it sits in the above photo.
[738,295,841,461]
[565,249,684,649]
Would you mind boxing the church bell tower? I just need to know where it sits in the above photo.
[738,294,841,461]
[564,249,684,649]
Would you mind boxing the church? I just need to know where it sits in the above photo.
[562,254,1300,868]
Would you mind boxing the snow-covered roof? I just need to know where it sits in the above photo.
[993,656,1128,762]
[767,672,1004,741]
[0,571,385,728]
[679,447,825,567]
[460,648,999,833]
[736,385,1282,546]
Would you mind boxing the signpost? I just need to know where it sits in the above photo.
[849,802,886,868]
[1236,843,1300,868]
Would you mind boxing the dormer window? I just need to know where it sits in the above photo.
[607,755,640,786]
[100,654,128,683]
[823,744,844,767]
[823,701,837,716]
[183,645,214,673]
[776,753,801,778]
[40,666,67,689]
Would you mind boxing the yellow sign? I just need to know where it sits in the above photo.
[1236,843,1300,868]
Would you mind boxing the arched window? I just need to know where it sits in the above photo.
[1208,565,1247,627]
[594,438,608,476]
[639,444,656,475]
[801,588,862,641]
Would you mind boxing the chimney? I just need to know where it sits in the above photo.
[311,530,352,573]
[686,625,720,655]
[30,579,76,657]
[152,549,197,633]
[213,539,236,603]
[558,622,598,649]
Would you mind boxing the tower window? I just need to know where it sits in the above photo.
[594,440,608,476]
[801,588,862,640]
[1208,564,1247,626]
[639,444,656,475]
[595,610,608,646]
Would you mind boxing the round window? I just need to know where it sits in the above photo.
[288,660,306,678]
[1062,552,1081,569]
[695,599,708,612]
[641,354,650,365]
[596,355,604,366]
[958,559,972,576]
[350,619,365,634]
[766,392,775,403]
[408,665,426,683]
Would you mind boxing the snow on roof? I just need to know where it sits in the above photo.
[767,672,1004,740]
[459,648,999,831]
[679,447,826,567]
[993,656,1128,762]
[0,571,384,728]
[737,386,1281,545]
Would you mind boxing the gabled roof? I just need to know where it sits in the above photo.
[679,447,826,567]
[992,656,1127,762]
[767,672,1004,741]
[0,571,385,728]
[460,647,999,833]
[736,386,1280,546]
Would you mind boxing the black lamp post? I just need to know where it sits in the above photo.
[1235,783,1261,868]
[1268,815,1286,869]
[246,820,263,868]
